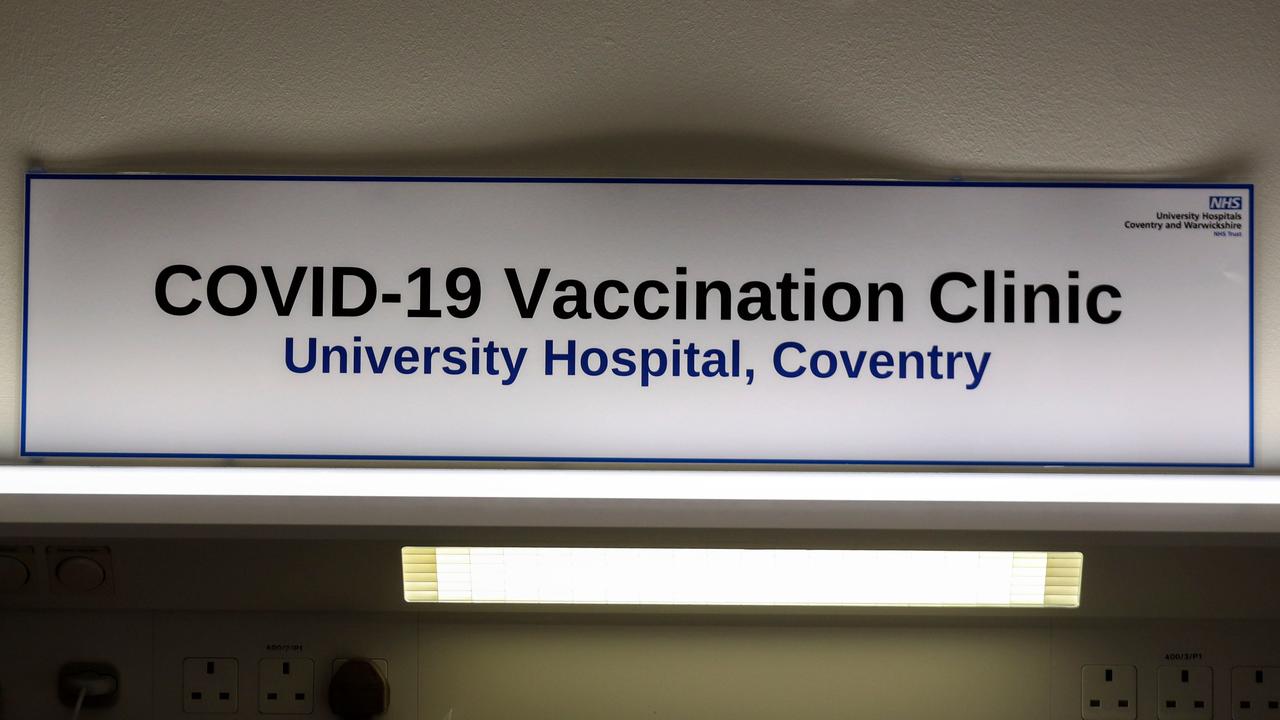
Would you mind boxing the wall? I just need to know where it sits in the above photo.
[3,0,1279,466]
[4,609,1280,719]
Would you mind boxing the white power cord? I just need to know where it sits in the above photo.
[61,672,116,720]
[70,687,86,720]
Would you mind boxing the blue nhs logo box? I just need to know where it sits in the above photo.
[1209,195,1243,210]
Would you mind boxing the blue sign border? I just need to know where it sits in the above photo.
[21,173,1256,468]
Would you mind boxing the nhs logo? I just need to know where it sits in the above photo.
[1209,196,1243,210]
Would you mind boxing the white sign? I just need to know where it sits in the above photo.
[22,175,1253,467]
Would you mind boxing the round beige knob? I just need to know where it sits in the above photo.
[56,556,106,591]
[0,555,30,591]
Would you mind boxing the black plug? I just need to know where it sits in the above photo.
[328,659,389,719]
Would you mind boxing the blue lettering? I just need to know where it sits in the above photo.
[284,337,316,373]
[773,341,807,378]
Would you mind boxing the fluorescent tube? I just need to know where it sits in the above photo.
[0,466,1277,505]
[401,547,1083,608]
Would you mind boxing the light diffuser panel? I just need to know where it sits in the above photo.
[402,547,1083,608]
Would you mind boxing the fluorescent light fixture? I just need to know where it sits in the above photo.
[401,547,1084,608]
[0,466,1278,505]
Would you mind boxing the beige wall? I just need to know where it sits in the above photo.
[2,0,1278,466]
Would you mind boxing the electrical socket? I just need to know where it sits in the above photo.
[259,657,314,714]
[1232,667,1280,719]
[183,658,238,714]
[1082,665,1137,720]
[1158,666,1213,720]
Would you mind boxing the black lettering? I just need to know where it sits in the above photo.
[1087,285,1122,323]
[207,265,256,316]
[262,266,307,316]
[931,272,977,323]
[155,264,202,315]
[593,279,629,320]
[506,268,550,318]
[332,267,377,317]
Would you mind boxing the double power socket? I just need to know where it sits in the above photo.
[1083,665,1280,720]
[183,657,388,714]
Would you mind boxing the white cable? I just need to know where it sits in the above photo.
[70,686,86,720]
[62,672,115,719]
